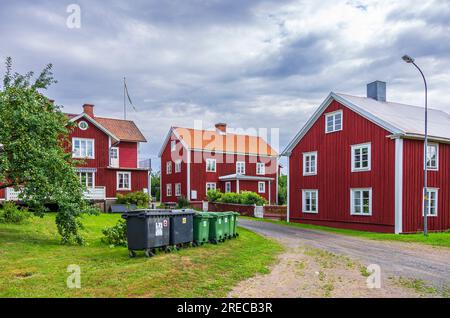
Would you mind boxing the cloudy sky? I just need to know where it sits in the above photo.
[1,0,450,171]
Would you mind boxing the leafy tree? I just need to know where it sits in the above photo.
[151,171,160,201]
[0,57,96,244]
[278,174,287,205]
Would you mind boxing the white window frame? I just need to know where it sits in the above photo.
[256,162,266,175]
[78,121,89,130]
[351,143,371,172]
[302,190,318,214]
[116,172,131,191]
[206,158,217,172]
[166,161,172,175]
[77,171,95,188]
[325,110,343,133]
[175,160,182,173]
[171,140,176,152]
[206,183,217,192]
[175,183,182,197]
[303,151,318,176]
[236,161,245,175]
[109,147,119,167]
[166,184,172,197]
[258,181,266,193]
[423,188,438,217]
[426,143,439,171]
[72,138,95,159]
[225,182,232,193]
[350,188,372,216]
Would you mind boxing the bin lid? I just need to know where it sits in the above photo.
[122,209,174,218]
[171,209,196,216]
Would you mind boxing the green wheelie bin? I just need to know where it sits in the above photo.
[193,213,211,246]
[221,212,232,239]
[228,212,239,238]
[204,212,225,244]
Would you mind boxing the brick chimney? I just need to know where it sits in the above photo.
[83,104,95,117]
[215,123,227,134]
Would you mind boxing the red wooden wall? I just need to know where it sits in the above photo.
[118,142,138,168]
[289,100,396,233]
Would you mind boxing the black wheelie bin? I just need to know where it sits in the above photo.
[168,209,195,250]
[122,210,172,258]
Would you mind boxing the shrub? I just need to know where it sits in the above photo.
[239,191,268,206]
[219,192,241,204]
[0,202,32,224]
[207,189,223,202]
[116,192,150,208]
[102,219,127,247]
[177,196,190,209]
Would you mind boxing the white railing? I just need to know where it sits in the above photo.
[6,188,22,201]
[83,187,106,200]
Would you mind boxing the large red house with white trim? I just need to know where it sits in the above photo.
[0,103,150,211]
[282,81,450,233]
[159,123,279,205]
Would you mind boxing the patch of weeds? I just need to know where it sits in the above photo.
[322,282,334,297]
[318,270,326,282]
[393,277,441,296]
[359,265,371,277]
[305,248,338,269]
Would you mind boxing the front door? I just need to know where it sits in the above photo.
[110,147,119,167]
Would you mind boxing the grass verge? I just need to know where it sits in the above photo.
[241,216,450,248]
[0,213,283,297]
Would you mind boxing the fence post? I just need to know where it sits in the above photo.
[202,201,209,212]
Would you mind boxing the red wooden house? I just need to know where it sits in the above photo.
[159,123,279,205]
[0,104,150,211]
[282,81,450,233]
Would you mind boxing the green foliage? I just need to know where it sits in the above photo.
[151,172,160,201]
[278,174,287,205]
[219,192,241,204]
[101,219,127,247]
[239,191,268,206]
[116,192,150,207]
[207,189,223,202]
[0,57,95,245]
[0,202,32,224]
[177,196,190,209]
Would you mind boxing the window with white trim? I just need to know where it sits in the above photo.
[166,184,172,197]
[206,183,216,192]
[350,188,372,216]
[206,158,217,172]
[302,190,318,213]
[175,183,182,197]
[166,161,172,175]
[325,110,343,133]
[77,172,94,188]
[72,138,94,159]
[351,143,371,172]
[175,160,182,173]
[171,140,176,152]
[236,161,245,175]
[423,188,438,217]
[303,152,317,176]
[256,163,265,175]
[258,182,266,193]
[117,172,131,190]
[225,182,231,193]
[426,143,439,170]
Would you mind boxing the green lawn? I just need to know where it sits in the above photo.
[0,214,283,298]
[242,217,450,248]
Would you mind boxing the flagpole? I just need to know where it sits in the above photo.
[123,77,126,120]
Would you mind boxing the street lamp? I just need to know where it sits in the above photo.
[402,54,429,236]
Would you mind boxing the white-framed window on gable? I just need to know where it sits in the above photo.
[426,143,439,170]
[171,140,176,152]
[175,183,182,197]
[206,183,216,192]
[166,184,172,197]
[117,172,131,190]
[423,188,438,217]
[325,110,343,133]
[350,188,372,216]
[72,138,94,159]
[206,158,217,172]
[303,152,317,176]
[256,162,265,175]
[351,143,371,172]
[258,182,266,193]
[77,171,94,188]
[166,161,172,175]
[225,182,232,193]
[175,160,182,173]
[236,161,245,175]
[302,190,318,213]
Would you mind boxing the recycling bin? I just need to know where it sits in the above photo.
[168,210,195,248]
[221,212,232,239]
[203,212,225,244]
[228,212,240,238]
[193,213,211,246]
[122,210,171,258]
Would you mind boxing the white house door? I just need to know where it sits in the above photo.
[110,147,119,168]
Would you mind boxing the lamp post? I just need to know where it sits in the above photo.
[402,54,428,236]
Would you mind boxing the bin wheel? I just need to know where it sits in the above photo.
[129,250,136,258]
[164,246,172,253]
[145,249,154,258]
[211,239,218,245]
[192,242,198,247]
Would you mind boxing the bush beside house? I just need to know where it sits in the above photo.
[207,190,267,206]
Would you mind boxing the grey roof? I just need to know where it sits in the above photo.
[219,174,275,181]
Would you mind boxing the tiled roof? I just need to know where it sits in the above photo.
[95,117,147,142]
[173,127,278,156]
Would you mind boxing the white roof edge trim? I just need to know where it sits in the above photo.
[157,127,190,158]
[69,113,120,141]
[281,92,406,156]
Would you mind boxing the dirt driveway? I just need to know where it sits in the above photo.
[229,219,450,298]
